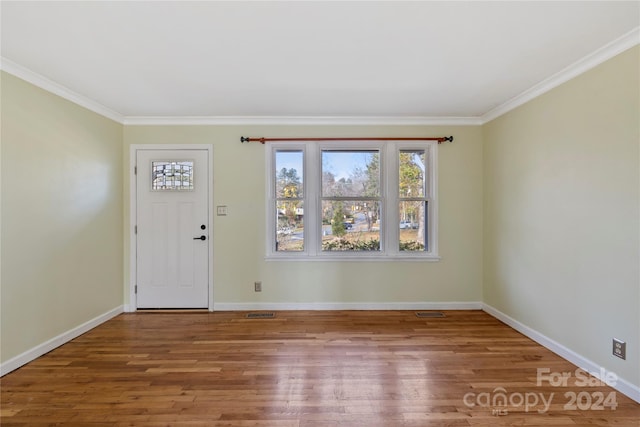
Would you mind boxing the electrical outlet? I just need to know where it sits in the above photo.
[613,338,626,360]
[254,281,262,292]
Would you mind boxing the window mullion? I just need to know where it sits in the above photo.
[306,144,319,256]
[385,143,399,256]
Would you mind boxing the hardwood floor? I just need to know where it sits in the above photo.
[1,310,639,426]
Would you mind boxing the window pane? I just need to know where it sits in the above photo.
[322,150,380,197]
[275,151,303,198]
[152,161,193,190]
[399,201,427,251]
[276,201,304,251]
[399,150,425,198]
[321,200,380,251]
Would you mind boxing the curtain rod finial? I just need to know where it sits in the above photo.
[240,136,266,144]
[439,136,454,144]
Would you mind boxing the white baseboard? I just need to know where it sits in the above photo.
[482,303,640,404]
[0,305,124,376]
[213,301,482,311]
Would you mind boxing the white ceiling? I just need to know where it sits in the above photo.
[1,1,639,124]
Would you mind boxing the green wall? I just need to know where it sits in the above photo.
[483,46,640,386]
[1,72,124,363]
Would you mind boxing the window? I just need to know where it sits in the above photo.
[267,141,438,260]
[275,150,304,251]
[322,150,380,251]
[399,150,428,252]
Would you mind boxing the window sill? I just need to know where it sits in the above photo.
[265,254,441,262]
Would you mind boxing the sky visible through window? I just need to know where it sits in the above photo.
[323,151,375,180]
[276,151,303,182]
[276,150,375,181]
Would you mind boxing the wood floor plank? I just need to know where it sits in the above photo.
[1,310,638,426]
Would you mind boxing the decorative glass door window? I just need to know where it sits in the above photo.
[151,161,194,190]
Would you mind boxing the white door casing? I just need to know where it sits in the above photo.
[134,147,211,309]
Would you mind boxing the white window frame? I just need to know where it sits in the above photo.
[266,141,439,261]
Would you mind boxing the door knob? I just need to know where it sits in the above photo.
[193,235,206,241]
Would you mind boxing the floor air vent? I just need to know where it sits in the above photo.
[416,311,445,318]
[246,312,276,319]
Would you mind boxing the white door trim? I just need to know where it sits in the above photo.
[128,144,214,312]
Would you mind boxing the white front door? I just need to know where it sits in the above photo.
[136,149,209,308]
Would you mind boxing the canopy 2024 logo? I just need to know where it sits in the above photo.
[463,367,618,415]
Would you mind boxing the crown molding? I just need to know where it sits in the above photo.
[481,26,640,124]
[0,57,125,124]
[122,115,482,126]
